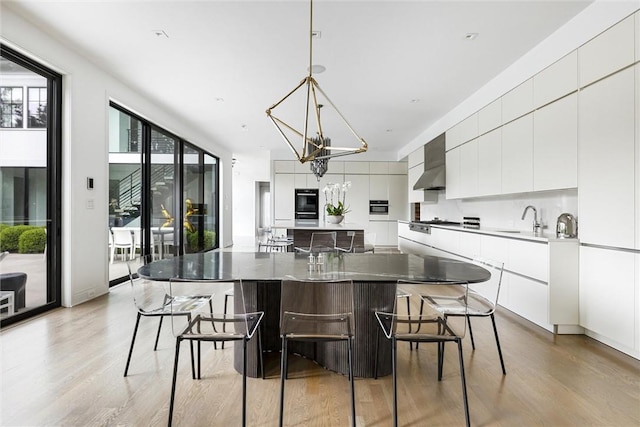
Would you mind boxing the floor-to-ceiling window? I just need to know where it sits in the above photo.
[108,103,219,284]
[0,45,62,326]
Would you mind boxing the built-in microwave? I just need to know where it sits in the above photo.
[369,200,389,215]
[295,189,319,220]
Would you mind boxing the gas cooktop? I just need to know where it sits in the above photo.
[412,219,461,226]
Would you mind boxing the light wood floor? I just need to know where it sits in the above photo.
[1,282,639,427]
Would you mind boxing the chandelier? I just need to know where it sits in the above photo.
[266,0,367,180]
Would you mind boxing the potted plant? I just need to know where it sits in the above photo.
[322,181,351,224]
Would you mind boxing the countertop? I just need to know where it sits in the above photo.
[272,220,365,231]
[399,220,578,243]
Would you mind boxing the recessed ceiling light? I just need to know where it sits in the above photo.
[215,97,225,102]
[311,30,321,39]
[307,64,326,74]
[241,124,249,131]
[152,30,169,38]
[386,129,393,132]
[410,99,420,103]
[464,33,479,41]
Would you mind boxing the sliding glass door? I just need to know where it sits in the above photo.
[108,103,219,284]
[0,45,62,326]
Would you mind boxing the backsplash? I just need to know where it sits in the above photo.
[419,189,578,233]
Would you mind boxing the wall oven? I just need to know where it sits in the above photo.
[295,189,319,220]
[369,200,389,215]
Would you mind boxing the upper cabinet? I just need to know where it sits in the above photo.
[443,10,639,202]
[477,128,502,196]
[533,51,578,109]
[478,98,502,135]
[501,113,534,194]
[274,160,295,173]
[344,161,370,174]
[502,78,534,123]
[446,113,478,150]
[578,14,636,88]
[578,66,636,249]
[533,93,578,191]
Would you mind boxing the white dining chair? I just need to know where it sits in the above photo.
[110,227,134,263]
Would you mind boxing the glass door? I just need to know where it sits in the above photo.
[0,45,62,326]
[149,127,177,258]
[182,145,218,253]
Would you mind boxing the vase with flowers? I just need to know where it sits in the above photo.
[322,181,351,224]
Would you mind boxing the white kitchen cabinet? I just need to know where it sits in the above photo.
[578,14,635,88]
[459,139,479,198]
[580,246,636,352]
[478,98,502,135]
[636,11,640,61]
[388,162,408,175]
[480,235,508,265]
[388,174,407,221]
[344,174,370,228]
[533,51,578,109]
[295,174,318,189]
[369,162,389,174]
[501,113,533,195]
[446,113,478,150]
[445,148,461,199]
[502,78,534,124]
[548,240,580,328]
[533,93,578,191]
[326,161,344,175]
[408,147,424,169]
[344,161,370,174]
[387,222,399,247]
[369,220,389,246]
[430,227,460,255]
[408,147,424,203]
[294,161,310,174]
[458,231,481,259]
[507,239,548,282]
[273,173,295,220]
[274,160,295,173]
[477,128,502,196]
[578,67,636,249]
[401,225,579,333]
[369,174,388,201]
[408,164,423,203]
[636,64,640,250]
[317,173,343,193]
[503,272,549,330]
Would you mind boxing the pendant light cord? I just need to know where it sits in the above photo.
[309,0,313,78]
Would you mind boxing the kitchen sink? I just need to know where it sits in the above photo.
[496,230,521,233]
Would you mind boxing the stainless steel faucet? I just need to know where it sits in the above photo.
[521,205,541,234]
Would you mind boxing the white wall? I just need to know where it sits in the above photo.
[418,189,578,233]
[231,151,271,242]
[1,6,233,306]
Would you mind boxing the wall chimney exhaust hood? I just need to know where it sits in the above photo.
[413,133,446,191]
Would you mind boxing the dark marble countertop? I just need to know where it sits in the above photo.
[137,252,490,283]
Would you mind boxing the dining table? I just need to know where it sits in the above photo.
[138,251,491,378]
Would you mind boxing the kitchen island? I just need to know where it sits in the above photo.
[272,219,366,252]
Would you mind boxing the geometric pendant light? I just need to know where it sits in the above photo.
[266,0,367,179]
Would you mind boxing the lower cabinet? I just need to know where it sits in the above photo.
[579,245,638,355]
[398,223,580,334]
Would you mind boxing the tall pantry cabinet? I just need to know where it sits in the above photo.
[577,12,640,357]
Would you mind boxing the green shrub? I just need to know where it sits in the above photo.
[18,228,47,253]
[0,224,9,234]
[0,225,37,252]
[186,230,216,253]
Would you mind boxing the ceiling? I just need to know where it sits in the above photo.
[3,0,593,159]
